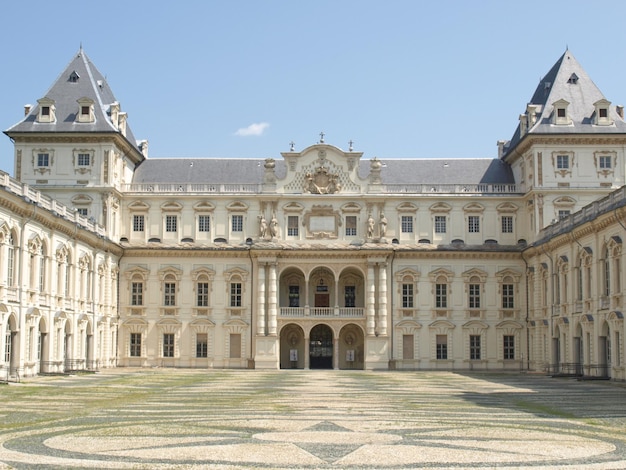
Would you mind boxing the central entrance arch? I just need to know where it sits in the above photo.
[309,324,333,369]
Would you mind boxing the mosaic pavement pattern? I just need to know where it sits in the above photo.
[1,369,626,469]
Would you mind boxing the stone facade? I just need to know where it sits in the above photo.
[1,48,625,379]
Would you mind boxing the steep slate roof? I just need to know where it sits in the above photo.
[4,48,141,151]
[503,49,626,158]
[132,156,514,185]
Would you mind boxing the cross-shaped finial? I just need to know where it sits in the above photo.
[319,131,325,143]
[348,140,353,151]
[289,141,295,151]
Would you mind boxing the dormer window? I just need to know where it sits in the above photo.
[593,99,613,126]
[76,97,94,123]
[567,73,579,84]
[552,99,571,125]
[69,71,80,83]
[36,97,55,123]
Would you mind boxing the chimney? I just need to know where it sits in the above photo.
[139,140,149,158]
[24,104,31,116]
[497,140,506,159]
[617,105,624,119]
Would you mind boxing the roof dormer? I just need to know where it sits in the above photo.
[76,97,95,123]
[552,99,571,125]
[593,99,613,126]
[36,97,56,123]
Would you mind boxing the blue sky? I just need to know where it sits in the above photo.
[1,1,626,172]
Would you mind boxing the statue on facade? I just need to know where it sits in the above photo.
[270,214,279,238]
[259,215,268,239]
[367,214,375,239]
[379,213,387,238]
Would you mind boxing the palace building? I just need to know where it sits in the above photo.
[1,48,625,379]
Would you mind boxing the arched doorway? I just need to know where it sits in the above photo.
[599,321,611,379]
[5,314,18,379]
[574,323,583,376]
[38,316,48,374]
[279,324,304,369]
[310,324,333,369]
[339,324,364,370]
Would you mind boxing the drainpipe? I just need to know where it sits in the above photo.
[247,244,254,369]
[389,248,396,368]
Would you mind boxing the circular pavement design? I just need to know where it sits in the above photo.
[1,370,626,469]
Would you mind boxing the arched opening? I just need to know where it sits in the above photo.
[599,321,611,378]
[64,321,72,372]
[38,316,49,374]
[310,268,335,313]
[279,323,305,369]
[552,324,561,374]
[338,324,364,370]
[309,324,333,369]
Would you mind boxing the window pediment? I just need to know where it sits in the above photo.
[223,267,248,282]
[429,267,454,281]
[396,202,418,213]
[161,201,183,211]
[341,202,361,213]
[129,200,150,211]
[124,265,149,281]
[158,266,183,281]
[283,202,304,213]
[193,201,215,212]
[496,202,518,213]
[462,268,487,283]
[463,203,484,213]
[430,202,451,213]
[226,201,248,211]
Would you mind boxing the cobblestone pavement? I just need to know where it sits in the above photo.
[1,370,626,469]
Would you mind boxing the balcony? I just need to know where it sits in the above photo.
[279,307,364,318]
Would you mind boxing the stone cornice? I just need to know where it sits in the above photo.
[510,134,626,161]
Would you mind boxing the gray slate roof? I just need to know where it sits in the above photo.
[4,49,140,151]
[503,50,626,158]
[132,156,514,185]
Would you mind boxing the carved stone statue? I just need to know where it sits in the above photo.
[367,214,375,239]
[259,215,268,239]
[270,214,279,238]
[379,213,387,238]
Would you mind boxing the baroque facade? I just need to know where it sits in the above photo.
[1,48,625,379]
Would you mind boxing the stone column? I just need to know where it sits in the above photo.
[304,335,310,369]
[378,263,388,336]
[367,263,376,336]
[268,263,277,336]
[257,263,266,336]
[333,337,339,369]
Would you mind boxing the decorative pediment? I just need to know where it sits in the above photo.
[429,267,454,281]
[395,268,420,282]
[463,203,485,213]
[496,202,519,213]
[223,267,249,282]
[396,202,418,213]
[430,202,452,213]
[158,265,183,281]
[128,200,150,211]
[462,268,488,283]
[226,201,248,211]
[161,201,183,211]
[341,202,362,213]
[193,201,215,212]
[191,267,215,281]
[282,202,304,213]
[428,319,455,330]
[462,320,489,330]
[71,194,93,204]
[124,265,150,280]
[553,196,576,207]
[495,269,522,283]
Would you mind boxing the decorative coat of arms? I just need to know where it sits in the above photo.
[303,166,342,194]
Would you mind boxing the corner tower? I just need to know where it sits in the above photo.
[499,49,626,235]
[4,48,146,239]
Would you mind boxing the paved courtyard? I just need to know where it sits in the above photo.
[1,370,626,469]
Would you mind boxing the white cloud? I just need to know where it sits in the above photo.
[234,122,270,137]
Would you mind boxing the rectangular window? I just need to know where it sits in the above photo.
[501,216,513,233]
[556,154,569,169]
[230,333,241,358]
[164,282,176,306]
[468,215,480,233]
[163,333,175,357]
[198,215,211,232]
[470,335,481,360]
[288,285,300,307]
[503,335,515,360]
[133,214,145,232]
[81,106,90,116]
[130,333,141,357]
[434,215,446,234]
[557,108,566,118]
[436,334,448,360]
[7,245,14,286]
[37,153,50,167]
[196,333,208,358]
[131,282,143,306]
[402,283,414,308]
[599,155,612,169]
[599,108,608,118]
[165,215,177,232]
[401,215,413,233]
[230,282,242,307]
[436,283,447,308]
[287,216,299,236]
[558,210,570,220]
[344,286,356,308]
[403,334,414,359]
[231,214,243,232]
[197,282,209,307]
[502,284,514,309]
[345,215,357,236]
[77,153,90,166]
[469,284,481,309]
[41,106,50,116]
[76,208,88,217]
